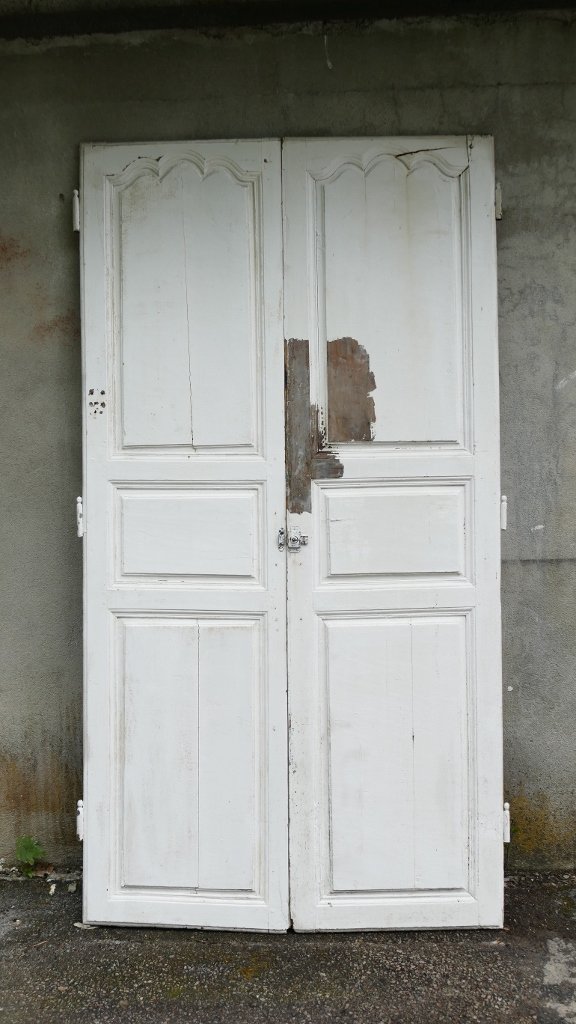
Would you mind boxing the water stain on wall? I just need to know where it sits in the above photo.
[32,309,80,345]
[327,337,376,443]
[285,338,343,514]
[508,789,576,868]
[0,752,81,848]
[0,236,30,268]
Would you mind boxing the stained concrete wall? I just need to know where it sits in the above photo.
[1,11,575,868]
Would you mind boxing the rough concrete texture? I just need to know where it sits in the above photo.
[1,874,576,1022]
[0,0,572,17]
[2,2,575,42]
[1,12,576,867]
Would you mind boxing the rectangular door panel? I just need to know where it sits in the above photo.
[117,615,263,894]
[121,617,200,890]
[312,147,469,447]
[117,155,261,452]
[320,482,468,580]
[325,615,468,894]
[116,485,263,584]
[197,619,262,891]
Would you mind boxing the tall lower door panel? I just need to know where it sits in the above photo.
[81,135,503,931]
[81,140,289,929]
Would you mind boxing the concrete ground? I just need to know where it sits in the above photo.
[1,875,576,1023]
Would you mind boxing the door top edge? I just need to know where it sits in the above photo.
[80,134,486,153]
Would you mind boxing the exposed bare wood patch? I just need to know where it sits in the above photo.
[285,338,310,515]
[285,338,343,514]
[327,337,376,443]
[312,405,344,483]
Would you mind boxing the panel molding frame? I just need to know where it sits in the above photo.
[110,480,266,589]
[105,152,265,458]
[314,476,474,588]
[306,149,474,453]
[315,608,478,908]
[109,610,268,903]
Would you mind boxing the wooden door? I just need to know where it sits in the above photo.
[81,136,502,932]
[283,137,503,929]
[81,141,289,929]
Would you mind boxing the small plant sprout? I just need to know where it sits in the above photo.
[15,836,46,877]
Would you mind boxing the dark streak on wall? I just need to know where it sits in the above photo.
[0,750,81,860]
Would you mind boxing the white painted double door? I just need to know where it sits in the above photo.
[81,137,503,930]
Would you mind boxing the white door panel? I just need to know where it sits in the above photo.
[81,140,288,930]
[326,615,468,893]
[117,153,260,451]
[283,137,502,930]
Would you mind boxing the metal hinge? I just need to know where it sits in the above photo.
[76,496,84,538]
[76,799,84,841]
[72,189,80,233]
[495,182,503,221]
[503,802,511,843]
[500,495,508,530]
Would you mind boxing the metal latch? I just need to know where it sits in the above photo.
[500,495,508,530]
[287,527,308,551]
[76,496,84,538]
[76,799,84,841]
[503,802,511,843]
[72,189,80,232]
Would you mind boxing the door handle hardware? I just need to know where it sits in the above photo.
[277,528,285,551]
[287,527,308,551]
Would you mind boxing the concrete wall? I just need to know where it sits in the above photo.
[1,11,575,868]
